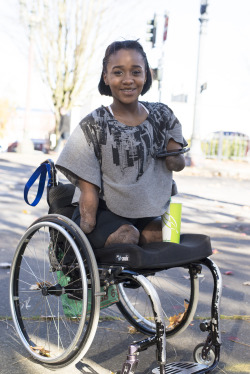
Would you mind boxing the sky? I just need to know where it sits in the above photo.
[0,0,250,139]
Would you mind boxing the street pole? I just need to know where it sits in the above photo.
[158,13,169,102]
[189,0,209,166]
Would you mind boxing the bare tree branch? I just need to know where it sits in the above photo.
[19,0,108,140]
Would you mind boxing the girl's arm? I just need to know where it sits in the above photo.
[165,139,186,172]
[78,179,99,234]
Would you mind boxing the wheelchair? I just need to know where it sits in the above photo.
[9,159,222,374]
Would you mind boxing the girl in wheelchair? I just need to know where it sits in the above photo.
[10,40,222,374]
[56,39,187,250]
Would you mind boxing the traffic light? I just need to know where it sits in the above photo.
[146,15,157,48]
[200,0,208,15]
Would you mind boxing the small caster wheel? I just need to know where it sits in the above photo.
[193,343,215,366]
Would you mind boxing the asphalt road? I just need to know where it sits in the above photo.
[0,152,250,374]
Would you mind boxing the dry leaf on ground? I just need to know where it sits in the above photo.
[128,326,138,334]
[168,301,189,329]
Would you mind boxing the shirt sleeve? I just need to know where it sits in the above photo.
[162,104,188,147]
[56,122,102,190]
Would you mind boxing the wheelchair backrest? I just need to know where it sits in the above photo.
[24,159,76,219]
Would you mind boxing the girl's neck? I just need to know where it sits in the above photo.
[108,101,149,127]
[110,100,140,116]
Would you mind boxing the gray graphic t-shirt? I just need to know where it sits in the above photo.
[56,101,187,218]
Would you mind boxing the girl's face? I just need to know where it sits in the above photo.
[103,49,147,105]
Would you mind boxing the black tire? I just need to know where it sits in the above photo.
[10,214,100,368]
[116,266,199,337]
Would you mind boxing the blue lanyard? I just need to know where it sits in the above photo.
[24,161,52,206]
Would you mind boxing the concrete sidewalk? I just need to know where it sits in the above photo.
[1,317,250,374]
[182,158,250,180]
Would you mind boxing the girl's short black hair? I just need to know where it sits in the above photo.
[98,40,152,96]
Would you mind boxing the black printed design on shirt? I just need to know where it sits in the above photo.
[80,103,180,180]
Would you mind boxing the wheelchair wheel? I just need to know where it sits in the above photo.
[10,214,100,368]
[193,343,215,366]
[117,266,199,337]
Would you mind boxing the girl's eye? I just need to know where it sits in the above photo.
[133,70,141,75]
[113,71,122,76]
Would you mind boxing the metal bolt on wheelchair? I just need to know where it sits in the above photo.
[9,159,222,373]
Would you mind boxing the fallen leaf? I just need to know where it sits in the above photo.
[128,326,138,334]
[39,348,50,357]
[243,282,250,286]
[30,346,50,357]
[30,284,40,290]
[240,233,247,236]
[212,249,219,254]
[30,281,53,290]
[168,301,189,329]
[224,271,234,275]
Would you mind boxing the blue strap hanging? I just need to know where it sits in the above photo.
[24,161,53,206]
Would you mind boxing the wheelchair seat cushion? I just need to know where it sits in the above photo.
[93,234,212,269]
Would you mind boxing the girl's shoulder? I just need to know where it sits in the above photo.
[79,106,109,127]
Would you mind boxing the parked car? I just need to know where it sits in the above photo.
[7,139,49,153]
[7,141,18,152]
